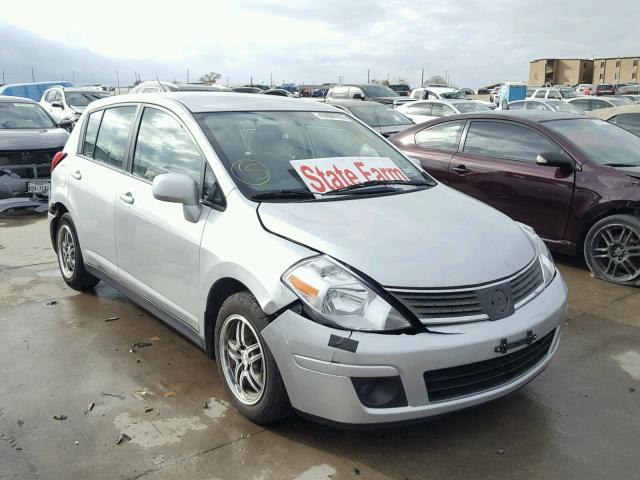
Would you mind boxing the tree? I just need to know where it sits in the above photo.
[381,79,390,86]
[424,74,447,86]
[199,71,221,84]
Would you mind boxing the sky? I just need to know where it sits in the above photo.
[1,0,639,89]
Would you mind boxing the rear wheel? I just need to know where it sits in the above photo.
[584,214,640,286]
[56,213,100,291]
[214,292,290,424]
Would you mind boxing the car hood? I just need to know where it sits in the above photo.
[258,185,536,288]
[0,128,69,151]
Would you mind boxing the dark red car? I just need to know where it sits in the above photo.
[390,111,640,286]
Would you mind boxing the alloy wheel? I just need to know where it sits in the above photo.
[589,223,640,283]
[58,224,76,279]
[219,314,266,405]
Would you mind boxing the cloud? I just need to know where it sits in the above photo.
[1,0,639,88]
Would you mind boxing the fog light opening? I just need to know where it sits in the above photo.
[351,376,408,409]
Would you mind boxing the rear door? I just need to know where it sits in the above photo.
[447,119,574,241]
[66,105,138,276]
[399,120,465,182]
[114,105,211,329]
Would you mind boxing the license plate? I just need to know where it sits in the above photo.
[27,181,50,194]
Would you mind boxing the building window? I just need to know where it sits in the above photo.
[601,61,605,68]
[616,60,621,68]
[633,72,637,80]
[614,73,619,80]
[634,59,639,68]
[600,74,604,80]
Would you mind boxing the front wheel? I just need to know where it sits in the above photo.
[584,214,640,286]
[214,292,290,424]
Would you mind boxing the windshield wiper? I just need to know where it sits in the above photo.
[251,189,315,201]
[326,179,430,195]
[605,163,639,167]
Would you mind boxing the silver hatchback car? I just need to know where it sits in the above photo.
[49,92,567,426]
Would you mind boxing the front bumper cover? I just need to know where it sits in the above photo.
[262,272,567,425]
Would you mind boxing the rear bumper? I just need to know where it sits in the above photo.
[262,272,567,425]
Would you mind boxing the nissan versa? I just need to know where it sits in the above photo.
[48,93,567,426]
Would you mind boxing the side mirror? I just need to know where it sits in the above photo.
[51,101,63,109]
[152,173,201,222]
[536,151,574,170]
[57,117,75,131]
[353,93,364,100]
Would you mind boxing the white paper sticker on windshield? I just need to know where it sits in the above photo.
[290,157,410,195]
[312,112,352,121]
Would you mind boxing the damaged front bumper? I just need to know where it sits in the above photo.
[262,273,567,426]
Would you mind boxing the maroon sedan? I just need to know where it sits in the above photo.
[390,111,640,286]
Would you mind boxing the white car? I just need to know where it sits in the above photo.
[504,99,585,114]
[130,81,233,94]
[529,88,578,101]
[40,87,111,123]
[396,99,492,124]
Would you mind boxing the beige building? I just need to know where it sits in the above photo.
[528,58,593,86]
[592,57,640,84]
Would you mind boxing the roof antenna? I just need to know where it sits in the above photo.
[156,75,169,92]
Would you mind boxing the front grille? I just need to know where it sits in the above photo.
[387,260,543,324]
[0,149,57,166]
[424,329,555,402]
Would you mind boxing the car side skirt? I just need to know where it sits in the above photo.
[85,264,206,351]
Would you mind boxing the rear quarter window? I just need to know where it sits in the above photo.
[415,121,464,150]
[92,106,137,168]
[82,110,104,157]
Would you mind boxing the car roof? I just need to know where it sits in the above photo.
[588,104,640,120]
[0,95,37,104]
[87,91,340,113]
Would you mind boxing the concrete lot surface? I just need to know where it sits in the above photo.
[1,215,639,480]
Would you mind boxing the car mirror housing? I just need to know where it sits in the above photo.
[51,101,63,109]
[353,93,364,100]
[152,173,201,222]
[536,151,574,170]
[57,117,74,131]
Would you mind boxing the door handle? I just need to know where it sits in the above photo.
[453,165,471,175]
[119,192,134,204]
[71,170,82,180]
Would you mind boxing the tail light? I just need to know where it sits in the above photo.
[51,151,67,173]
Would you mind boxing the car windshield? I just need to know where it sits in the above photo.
[65,91,110,107]
[362,85,398,97]
[196,111,426,198]
[545,118,640,167]
[545,100,583,114]
[0,102,56,129]
[454,102,491,113]
[389,85,409,92]
[559,89,577,98]
[349,105,413,127]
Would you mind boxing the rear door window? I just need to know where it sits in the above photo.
[408,103,433,116]
[93,106,137,168]
[132,107,203,184]
[82,110,104,157]
[415,121,464,150]
[463,120,559,162]
[570,99,590,111]
[534,90,547,98]
[547,91,561,100]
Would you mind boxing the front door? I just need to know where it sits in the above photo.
[448,119,575,241]
[114,106,209,330]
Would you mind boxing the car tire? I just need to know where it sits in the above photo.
[584,214,640,286]
[214,291,291,424]
[56,213,100,291]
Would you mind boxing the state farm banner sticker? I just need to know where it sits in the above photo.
[290,157,409,196]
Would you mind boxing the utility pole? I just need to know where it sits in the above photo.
[31,67,35,82]
[270,73,273,87]
[186,68,190,83]
[387,72,390,83]
[367,69,370,83]
[250,76,253,86]
[226,76,229,87]
[72,71,75,86]
[445,70,449,85]
[116,70,120,95]
[421,68,424,87]
[2,69,4,84]
[338,75,343,85]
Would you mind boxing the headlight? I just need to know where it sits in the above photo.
[517,222,555,287]
[282,256,411,331]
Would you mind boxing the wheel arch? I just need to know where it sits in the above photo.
[49,201,70,251]
[204,277,251,359]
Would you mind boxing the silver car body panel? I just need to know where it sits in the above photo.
[258,185,535,288]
